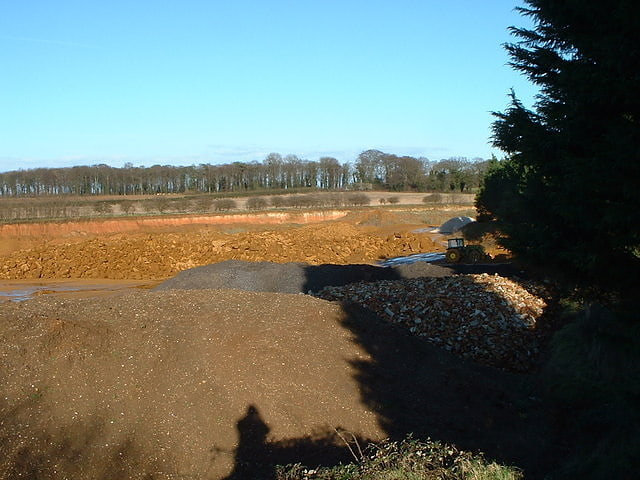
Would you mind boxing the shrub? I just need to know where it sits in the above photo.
[347,193,370,206]
[93,202,113,216]
[270,196,287,208]
[193,196,214,212]
[422,193,443,204]
[277,437,522,480]
[119,200,135,215]
[543,305,640,479]
[172,198,191,212]
[246,197,269,210]
[213,198,237,211]
[325,193,345,207]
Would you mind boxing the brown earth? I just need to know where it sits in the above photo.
[0,289,556,480]
[0,207,557,480]
[0,210,443,281]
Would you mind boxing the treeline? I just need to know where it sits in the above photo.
[0,150,491,197]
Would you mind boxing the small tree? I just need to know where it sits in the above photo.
[482,0,640,299]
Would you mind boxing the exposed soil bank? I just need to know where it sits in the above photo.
[0,211,443,281]
[0,210,349,239]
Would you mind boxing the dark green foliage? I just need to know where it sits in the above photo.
[480,0,640,300]
[544,304,640,478]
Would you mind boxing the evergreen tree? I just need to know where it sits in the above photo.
[479,1,640,300]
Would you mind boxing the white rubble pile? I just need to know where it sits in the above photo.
[314,273,548,372]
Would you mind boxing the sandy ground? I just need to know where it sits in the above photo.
[0,206,555,480]
[0,289,555,480]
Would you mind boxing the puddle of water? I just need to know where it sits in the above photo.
[0,280,157,302]
[379,251,445,267]
[1,286,50,302]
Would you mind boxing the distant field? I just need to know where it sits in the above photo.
[0,191,474,223]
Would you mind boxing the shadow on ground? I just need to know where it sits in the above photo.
[218,266,562,480]
[0,261,563,480]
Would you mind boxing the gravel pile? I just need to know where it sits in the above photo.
[155,260,453,294]
[313,274,549,372]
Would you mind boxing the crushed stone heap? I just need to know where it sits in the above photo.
[314,273,549,372]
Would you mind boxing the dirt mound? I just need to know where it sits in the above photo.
[0,288,555,479]
[0,290,385,479]
[0,222,441,280]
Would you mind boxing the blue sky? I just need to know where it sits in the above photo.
[0,1,537,172]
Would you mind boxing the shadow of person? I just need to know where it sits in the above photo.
[225,405,274,480]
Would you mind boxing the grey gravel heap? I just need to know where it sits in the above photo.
[313,273,548,372]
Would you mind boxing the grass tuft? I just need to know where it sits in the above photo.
[276,437,522,480]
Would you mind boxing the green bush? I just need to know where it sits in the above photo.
[544,304,640,478]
